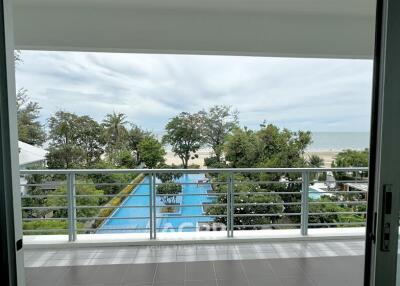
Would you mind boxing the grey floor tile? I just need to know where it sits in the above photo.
[120,263,157,284]
[241,259,274,278]
[155,262,185,282]
[185,261,215,281]
[184,281,218,286]
[217,279,249,286]
[279,274,316,286]
[61,265,101,286]
[25,266,71,286]
[120,282,153,286]
[267,258,304,276]
[154,282,184,286]
[213,260,245,280]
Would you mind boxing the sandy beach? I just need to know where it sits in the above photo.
[303,151,339,168]
[165,149,339,168]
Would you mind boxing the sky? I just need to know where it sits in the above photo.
[15,51,373,135]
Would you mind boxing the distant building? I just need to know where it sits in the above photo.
[18,141,47,170]
[18,141,47,195]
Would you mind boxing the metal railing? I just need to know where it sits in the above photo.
[20,167,368,241]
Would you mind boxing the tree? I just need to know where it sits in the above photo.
[46,112,105,168]
[206,175,284,229]
[224,128,260,168]
[156,164,183,183]
[308,196,365,226]
[332,149,369,168]
[162,112,203,168]
[256,124,311,168]
[332,149,369,179]
[102,112,128,150]
[46,182,105,219]
[138,136,166,168]
[16,89,46,146]
[75,115,105,166]
[199,105,238,162]
[308,155,324,168]
[127,125,151,162]
[46,111,85,169]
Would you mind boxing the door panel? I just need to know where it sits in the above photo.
[366,0,400,285]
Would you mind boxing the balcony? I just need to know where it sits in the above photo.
[21,167,367,286]
[20,167,368,242]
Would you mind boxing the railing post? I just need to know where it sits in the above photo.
[67,172,77,241]
[301,171,310,236]
[230,173,234,238]
[227,173,234,237]
[149,173,153,239]
[151,173,157,239]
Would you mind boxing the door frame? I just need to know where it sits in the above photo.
[0,0,25,285]
[365,0,400,285]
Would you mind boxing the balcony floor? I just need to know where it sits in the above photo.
[25,239,364,286]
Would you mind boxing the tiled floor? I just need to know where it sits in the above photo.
[25,256,364,286]
[24,239,365,267]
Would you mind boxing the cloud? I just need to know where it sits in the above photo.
[15,51,373,133]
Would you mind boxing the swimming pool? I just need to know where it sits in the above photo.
[98,174,215,233]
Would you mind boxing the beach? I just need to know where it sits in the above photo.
[165,149,339,168]
[303,151,339,168]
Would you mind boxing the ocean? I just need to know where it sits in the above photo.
[161,131,370,153]
[308,132,370,151]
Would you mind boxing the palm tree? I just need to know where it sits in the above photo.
[102,112,128,148]
[308,154,324,168]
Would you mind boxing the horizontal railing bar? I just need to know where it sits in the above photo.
[309,201,367,205]
[154,204,227,207]
[156,226,211,232]
[235,180,303,184]
[308,191,367,194]
[21,195,67,199]
[234,202,301,206]
[76,216,149,220]
[234,224,301,227]
[74,194,149,198]
[309,222,366,226]
[23,229,68,233]
[155,215,227,218]
[20,167,369,175]
[234,213,301,217]
[155,193,225,196]
[22,217,67,221]
[314,180,369,184]
[80,228,150,231]
[154,182,217,186]
[309,212,367,215]
[75,205,150,209]
[74,182,149,186]
[20,183,66,187]
[22,206,68,210]
[233,192,301,195]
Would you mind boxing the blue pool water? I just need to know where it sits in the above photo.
[308,192,323,200]
[98,174,215,233]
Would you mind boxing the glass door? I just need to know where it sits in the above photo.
[365,0,400,285]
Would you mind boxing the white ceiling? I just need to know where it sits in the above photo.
[13,0,376,58]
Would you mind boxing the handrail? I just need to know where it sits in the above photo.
[19,167,369,241]
[20,167,369,175]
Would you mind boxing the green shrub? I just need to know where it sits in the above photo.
[23,220,83,235]
[157,182,182,205]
